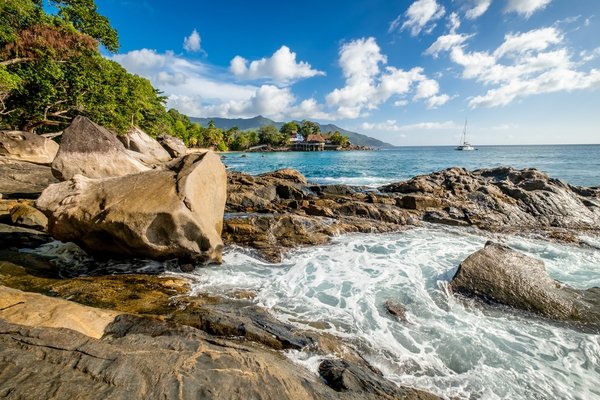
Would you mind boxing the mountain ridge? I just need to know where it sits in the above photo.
[188,115,393,147]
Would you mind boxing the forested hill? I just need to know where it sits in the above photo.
[189,116,393,148]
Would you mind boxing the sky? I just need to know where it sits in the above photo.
[97,0,600,146]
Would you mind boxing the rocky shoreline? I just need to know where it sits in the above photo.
[1,118,599,399]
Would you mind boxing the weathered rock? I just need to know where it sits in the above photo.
[450,242,600,330]
[51,116,149,180]
[0,156,59,198]
[9,203,47,230]
[37,152,227,263]
[0,223,52,249]
[157,134,187,157]
[397,195,442,210]
[385,300,408,322]
[0,286,119,339]
[381,167,600,232]
[0,130,59,164]
[319,359,441,399]
[119,126,172,164]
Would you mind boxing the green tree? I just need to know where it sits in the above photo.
[329,130,350,147]
[300,120,320,137]
[280,121,299,135]
[258,124,286,146]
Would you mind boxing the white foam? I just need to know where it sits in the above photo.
[311,176,395,187]
[191,227,600,399]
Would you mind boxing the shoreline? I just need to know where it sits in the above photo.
[1,122,599,399]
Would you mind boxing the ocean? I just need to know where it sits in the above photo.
[209,144,600,399]
[223,144,600,188]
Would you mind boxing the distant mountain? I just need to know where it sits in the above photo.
[188,115,393,148]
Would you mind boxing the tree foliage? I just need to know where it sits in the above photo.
[328,130,350,147]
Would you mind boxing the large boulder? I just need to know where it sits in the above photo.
[0,130,59,165]
[450,242,600,329]
[157,134,187,157]
[37,152,227,263]
[51,116,149,180]
[119,127,171,165]
[0,157,59,198]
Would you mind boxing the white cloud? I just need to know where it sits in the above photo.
[494,28,562,58]
[505,0,552,18]
[390,0,445,36]
[361,120,459,131]
[426,32,473,57]
[426,94,451,108]
[326,37,449,118]
[229,46,324,84]
[183,29,202,53]
[423,21,600,108]
[465,0,492,19]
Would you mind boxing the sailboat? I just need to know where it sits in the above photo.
[455,118,475,151]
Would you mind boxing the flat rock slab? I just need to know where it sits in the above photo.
[0,156,58,198]
[0,286,119,339]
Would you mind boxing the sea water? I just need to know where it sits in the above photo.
[223,145,600,187]
[210,146,600,398]
[187,227,600,400]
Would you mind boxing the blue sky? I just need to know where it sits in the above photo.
[99,0,600,145]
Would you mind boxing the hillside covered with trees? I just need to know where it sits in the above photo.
[0,1,354,151]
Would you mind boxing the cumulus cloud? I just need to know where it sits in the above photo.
[183,29,202,53]
[229,46,324,84]
[326,37,449,118]
[425,13,474,57]
[465,0,492,19]
[360,120,459,131]
[493,27,562,58]
[505,0,552,18]
[390,0,445,36]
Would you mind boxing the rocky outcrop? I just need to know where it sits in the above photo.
[0,130,59,164]
[319,359,440,399]
[51,116,149,180]
[384,300,408,322]
[450,242,600,330]
[225,170,416,261]
[381,167,600,232]
[0,157,58,198]
[37,152,227,263]
[157,134,187,157]
[119,126,172,165]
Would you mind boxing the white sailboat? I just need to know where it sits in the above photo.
[456,118,475,151]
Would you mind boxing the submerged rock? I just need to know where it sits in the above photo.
[37,152,226,263]
[51,116,149,180]
[385,299,408,322]
[0,130,59,165]
[450,242,600,330]
[119,126,172,165]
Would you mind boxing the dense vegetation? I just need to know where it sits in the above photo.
[0,0,349,150]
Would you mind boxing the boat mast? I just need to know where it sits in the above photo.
[462,117,468,144]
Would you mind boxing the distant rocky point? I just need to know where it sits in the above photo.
[189,115,393,148]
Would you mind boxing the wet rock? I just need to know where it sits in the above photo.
[157,134,187,157]
[51,116,149,180]
[385,300,408,322]
[450,242,600,330]
[0,130,59,164]
[397,195,442,210]
[9,203,47,230]
[37,152,226,263]
[0,223,52,249]
[119,126,172,164]
[0,156,59,198]
[318,359,441,399]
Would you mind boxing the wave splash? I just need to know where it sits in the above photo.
[191,227,600,400]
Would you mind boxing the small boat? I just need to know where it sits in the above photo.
[456,118,475,151]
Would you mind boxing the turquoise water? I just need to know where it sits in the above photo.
[224,145,600,187]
